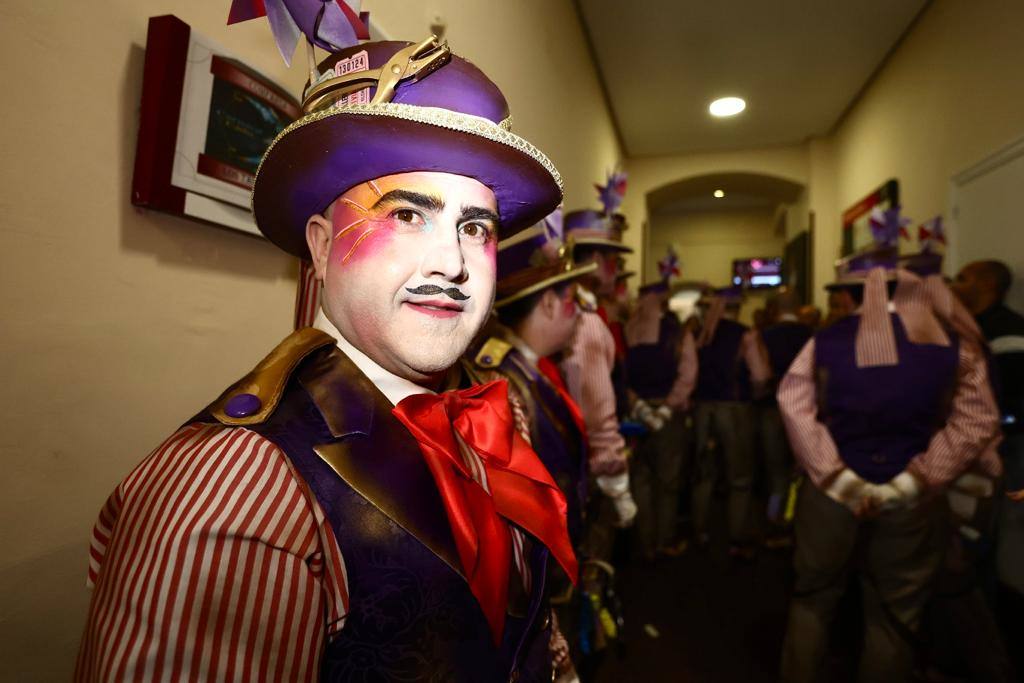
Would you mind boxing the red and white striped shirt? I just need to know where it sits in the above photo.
[75,423,346,682]
[560,311,627,475]
[778,338,1001,490]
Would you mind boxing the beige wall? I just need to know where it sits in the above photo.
[0,1,620,678]
[621,144,809,276]
[627,0,1024,310]
[808,0,1024,307]
[650,207,784,324]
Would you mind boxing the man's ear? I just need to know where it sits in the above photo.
[306,213,332,280]
[539,287,561,320]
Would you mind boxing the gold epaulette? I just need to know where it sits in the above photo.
[208,327,336,426]
[474,337,513,369]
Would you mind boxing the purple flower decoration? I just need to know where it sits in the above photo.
[868,205,911,248]
[595,171,628,215]
[657,246,681,281]
[228,0,370,66]
[917,215,946,253]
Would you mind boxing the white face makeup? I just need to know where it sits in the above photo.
[306,171,499,383]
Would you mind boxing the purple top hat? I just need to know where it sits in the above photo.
[698,284,744,306]
[252,38,563,258]
[495,209,597,308]
[563,210,633,254]
[637,280,669,296]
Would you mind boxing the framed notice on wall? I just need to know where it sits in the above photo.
[131,15,301,236]
[840,179,900,256]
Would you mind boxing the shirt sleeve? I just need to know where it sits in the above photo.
[907,342,1003,488]
[742,329,772,385]
[777,340,846,488]
[666,331,698,411]
[75,423,349,683]
[561,313,627,475]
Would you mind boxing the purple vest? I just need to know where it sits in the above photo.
[626,315,683,400]
[814,314,959,483]
[761,321,814,403]
[695,318,752,402]
[199,346,553,682]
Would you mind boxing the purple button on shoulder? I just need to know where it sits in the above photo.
[224,393,262,418]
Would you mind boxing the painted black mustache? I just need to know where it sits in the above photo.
[405,285,470,301]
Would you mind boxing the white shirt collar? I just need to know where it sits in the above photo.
[313,309,435,406]
[502,327,540,367]
[778,313,800,323]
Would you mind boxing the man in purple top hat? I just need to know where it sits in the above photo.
[777,228,1002,682]
[558,207,639,562]
[465,214,599,676]
[690,285,771,558]
[76,20,579,682]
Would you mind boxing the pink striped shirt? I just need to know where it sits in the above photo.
[77,419,532,681]
[778,338,1001,490]
[560,312,627,475]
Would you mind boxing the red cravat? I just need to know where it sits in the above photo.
[537,357,588,446]
[392,380,578,644]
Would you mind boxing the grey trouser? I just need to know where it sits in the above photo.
[691,401,755,543]
[631,413,688,555]
[781,482,946,683]
[760,404,792,522]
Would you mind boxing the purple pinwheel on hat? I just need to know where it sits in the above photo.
[494,207,597,308]
[596,171,628,216]
[658,246,681,281]
[228,0,370,66]
[829,205,910,287]
[227,1,563,258]
[639,246,681,295]
[899,215,945,276]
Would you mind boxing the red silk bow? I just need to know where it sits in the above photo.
[392,380,578,644]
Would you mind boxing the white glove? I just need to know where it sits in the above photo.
[631,400,667,432]
[596,472,638,527]
[824,468,871,512]
[867,472,923,512]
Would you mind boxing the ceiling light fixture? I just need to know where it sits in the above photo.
[709,97,746,117]
[714,189,725,198]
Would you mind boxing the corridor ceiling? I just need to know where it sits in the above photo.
[576,0,928,156]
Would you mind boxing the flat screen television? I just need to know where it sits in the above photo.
[732,257,783,289]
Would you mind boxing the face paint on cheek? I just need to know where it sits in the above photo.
[332,207,397,265]
[562,296,577,318]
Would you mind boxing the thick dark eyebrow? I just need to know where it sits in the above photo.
[459,205,500,224]
[371,189,445,213]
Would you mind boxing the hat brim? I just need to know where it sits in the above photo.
[253,106,562,258]
[495,262,598,308]
[825,271,897,290]
[572,238,633,253]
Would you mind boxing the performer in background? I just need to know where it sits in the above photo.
[758,289,814,545]
[466,212,597,677]
[625,278,697,561]
[778,217,1001,682]
[76,17,576,682]
[691,286,770,559]
[953,259,1024,600]
[560,208,639,561]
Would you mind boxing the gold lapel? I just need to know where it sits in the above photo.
[298,347,464,577]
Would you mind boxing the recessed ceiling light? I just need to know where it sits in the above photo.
[709,97,746,117]
[714,189,725,198]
